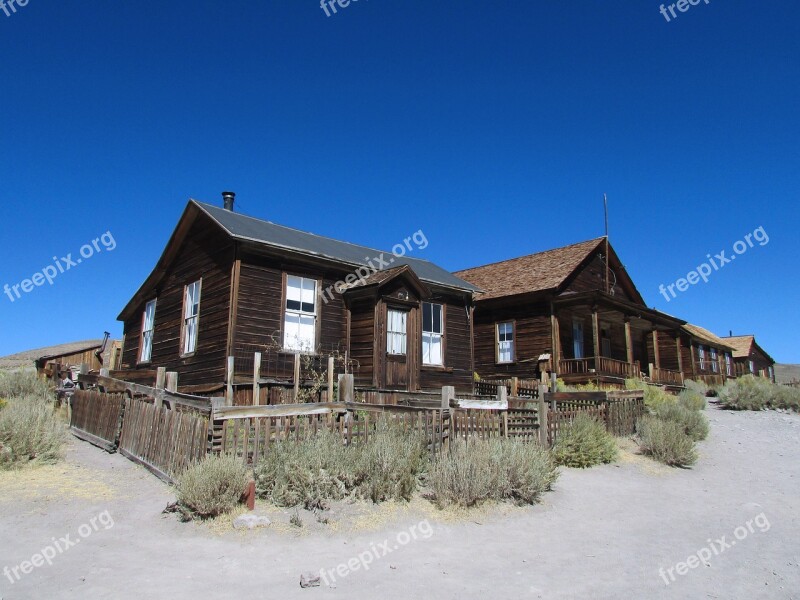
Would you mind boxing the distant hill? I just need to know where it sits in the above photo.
[775,364,800,385]
[0,340,106,371]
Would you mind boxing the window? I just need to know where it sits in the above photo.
[710,348,718,373]
[387,309,407,355]
[422,302,443,365]
[698,345,706,370]
[769,366,774,380]
[497,322,514,363]
[284,275,317,352]
[182,281,201,355]
[139,299,156,363]
[725,353,733,376]
[749,360,755,374]
[573,319,585,359]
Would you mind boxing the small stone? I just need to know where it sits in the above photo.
[300,573,321,588]
[232,514,271,530]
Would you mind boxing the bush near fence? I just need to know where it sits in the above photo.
[70,373,645,487]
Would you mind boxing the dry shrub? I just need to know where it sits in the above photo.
[655,402,709,441]
[0,371,52,402]
[637,415,697,467]
[719,375,800,412]
[176,453,249,519]
[254,417,428,509]
[0,396,66,470]
[428,437,557,508]
[552,413,618,468]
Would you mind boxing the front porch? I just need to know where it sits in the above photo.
[552,292,687,389]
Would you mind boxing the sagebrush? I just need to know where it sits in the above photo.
[0,395,66,470]
[637,415,697,467]
[718,375,800,412]
[552,413,618,468]
[176,453,249,519]
[428,437,557,508]
[254,417,427,509]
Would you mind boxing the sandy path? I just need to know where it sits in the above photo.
[0,405,798,599]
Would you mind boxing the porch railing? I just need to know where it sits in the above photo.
[649,365,684,386]
[558,357,640,379]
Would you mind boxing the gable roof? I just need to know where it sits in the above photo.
[722,335,775,363]
[194,201,478,293]
[454,237,644,303]
[682,324,734,351]
[119,200,478,321]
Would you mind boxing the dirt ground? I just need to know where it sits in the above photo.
[1,404,798,600]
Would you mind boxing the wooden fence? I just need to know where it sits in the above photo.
[69,390,125,451]
[71,373,645,482]
[71,373,217,484]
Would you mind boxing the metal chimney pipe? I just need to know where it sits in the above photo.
[222,191,235,211]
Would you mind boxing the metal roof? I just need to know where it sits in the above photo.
[193,201,480,293]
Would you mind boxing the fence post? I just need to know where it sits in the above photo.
[511,377,519,397]
[156,367,166,391]
[166,372,178,392]
[550,371,558,393]
[100,367,109,378]
[226,356,234,406]
[441,385,455,409]
[252,352,262,406]
[293,353,301,402]
[537,395,549,448]
[338,374,354,403]
[327,356,335,403]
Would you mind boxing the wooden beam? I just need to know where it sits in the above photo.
[624,319,634,365]
[592,308,601,360]
[226,356,234,406]
[550,307,561,366]
[293,353,301,401]
[327,356,335,403]
[252,352,262,406]
[675,333,684,374]
[652,330,661,369]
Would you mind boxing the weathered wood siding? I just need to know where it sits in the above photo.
[473,301,551,379]
[563,255,635,301]
[121,222,234,386]
[419,296,473,392]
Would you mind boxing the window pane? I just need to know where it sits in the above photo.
[286,276,302,306]
[423,303,432,332]
[423,333,442,365]
[301,278,316,307]
[433,304,442,333]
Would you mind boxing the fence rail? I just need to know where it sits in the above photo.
[72,374,645,483]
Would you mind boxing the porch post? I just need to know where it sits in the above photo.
[591,307,601,361]
[651,330,661,369]
[550,305,561,368]
[675,332,684,374]
[624,319,634,365]
[689,339,697,378]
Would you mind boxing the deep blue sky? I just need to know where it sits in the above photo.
[0,1,797,361]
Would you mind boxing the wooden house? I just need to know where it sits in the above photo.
[454,238,690,389]
[34,336,121,380]
[680,324,735,386]
[116,194,479,395]
[721,334,776,381]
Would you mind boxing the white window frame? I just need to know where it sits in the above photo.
[386,309,408,355]
[497,321,514,364]
[698,345,706,370]
[283,275,318,353]
[710,347,719,373]
[725,353,733,376]
[182,280,202,356]
[139,299,157,363]
[422,302,444,366]
[749,360,755,374]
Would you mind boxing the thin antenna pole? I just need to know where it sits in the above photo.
[604,194,609,294]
